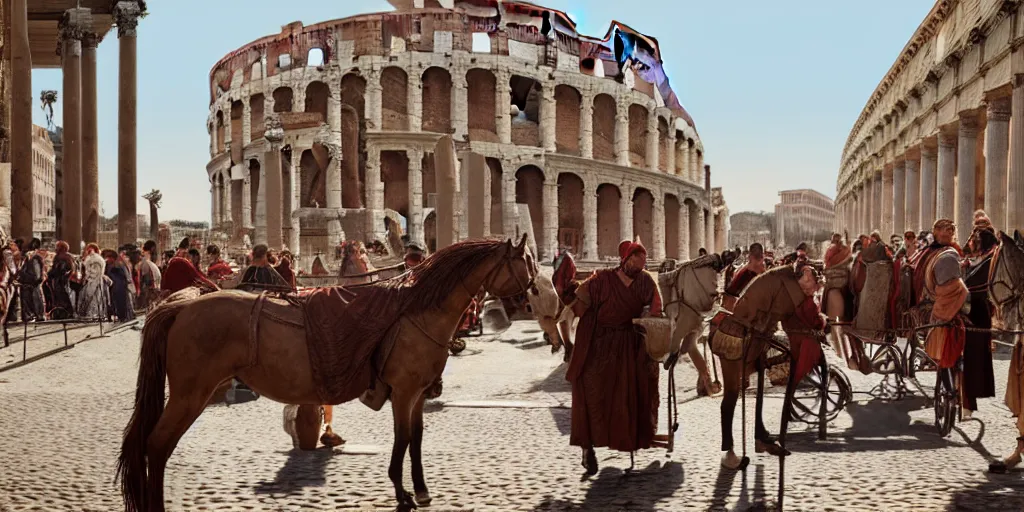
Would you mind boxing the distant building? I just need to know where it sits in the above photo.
[730,211,774,250]
[774,189,834,248]
[32,125,56,237]
[49,127,64,240]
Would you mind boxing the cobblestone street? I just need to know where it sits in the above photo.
[0,320,1022,511]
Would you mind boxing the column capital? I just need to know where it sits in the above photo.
[57,8,90,56]
[407,147,424,164]
[113,1,146,38]
[958,115,980,138]
[986,96,1012,121]
[264,115,285,149]
[82,31,104,49]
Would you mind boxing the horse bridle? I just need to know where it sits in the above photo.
[989,244,1024,322]
[663,261,717,319]
[462,247,537,300]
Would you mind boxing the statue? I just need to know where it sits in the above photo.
[40,91,58,131]
[142,189,162,246]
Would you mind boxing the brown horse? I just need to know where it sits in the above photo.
[989,231,1024,473]
[117,236,537,512]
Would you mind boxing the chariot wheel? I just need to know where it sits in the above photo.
[934,368,959,437]
[908,347,937,377]
[870,343,905,376]
[789,363,852,425]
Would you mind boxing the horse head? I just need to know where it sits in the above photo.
[992,231,1024,331]
[485,235,536,299]
[658,253,726,334]
[525,266,568,347]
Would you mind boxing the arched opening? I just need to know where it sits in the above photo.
[306,48,325,67]
[215,111,225,153]
[674,131,686,175]
[250,60,263,80]
[597,184,621,259]
[340,73,366,208]
[686,198,701,257]
[249,159,261,226]
[557,172,584,255]
[381,67,409,131]
[467,68,497,142]
[304,81,329,123]
[381,150,410,217]
[592,94,616,162]
[300,149,325,208]
[424,210,437,253]
[658,117,670,172]
[665,194,681,259]
[422,67,452,134]
[231,173,243,229]
[628,104,648,168]
[554,85,581,155]
[632,188,654,248]
[231,100,243,162]
[249,94,265,140]
[514,165,544,251]
[488,158,503,235]
[273,87,293,113]
[509,75,541,147]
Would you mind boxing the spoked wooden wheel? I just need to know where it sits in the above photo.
[789,363,852,425]
[934,368,959,437]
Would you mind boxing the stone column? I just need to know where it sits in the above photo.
[652,192,665,260]
[80,32,101,243]
[60,9,85,251]
[936,131,957,222]
[583,182,598,260]
[666,129,676,175]
[614,104,630,167]
[1011,75,1024,232]
[502,172,517,238]
[706,208,715,254]
[678,201,690,260]
[242,167,253,232]
[367,67,383,131]
[620,185,634,242]
[580,93,594,159]
[540,84,557,152]
[873,172,882,234]
[985,97,1011,231]
[408,148,425,247]
[645,108,658,172]
[957,117,979,245]
[694,207,706,253]
[863,177,874,233]
[115,1,143,245]
[679,141,690,181]
[255,162,267,244]
[542,181,558,260]
[496,70,511,145]
[288,149,302,254]
[10,0,32,238]
[905,157,920,233]
[891,162,904,235]
[407,69,422,133]
[264,124,284,250]
[242,99,252,146]
[921,145,937,230]
[697,151,705,184]
[212,178,221,228]
[365,149,384,239]
[452,70,468,142]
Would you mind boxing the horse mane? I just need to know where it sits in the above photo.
[396,238,509,312]
[659,253,722,286]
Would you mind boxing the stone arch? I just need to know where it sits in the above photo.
[467,68,497,142]
[230,100,243,160]
[251,60,263,80]
[674,131,686,175]
[510,75,541,147]
[422,67,452,134]
[628,104,648,168]
[340,73,367,208]
[249,94,265,139]
[515,165,545,251]
[381,150,410,218]
[304,81,330,122]
[557,172,584,254]
[685,198,701,257]
[249,158,262,226]
[215,111,225,153]
[272,87,293,113]
[424,210,437,253]
[306,48,325,67]
[381,67,409,131]
[597,183,621,259]
[554,85,581,155]
[300,149,325,208]
[665,194,681,259]
[593,94,616,162]
[658,116,670,172]
[632,188,654,249]
[488,158,503,235]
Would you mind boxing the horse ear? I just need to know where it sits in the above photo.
[517,233,528,251]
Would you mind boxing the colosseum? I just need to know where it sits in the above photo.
[206,0,728,271]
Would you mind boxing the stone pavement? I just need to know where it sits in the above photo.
[0,320,1022,511]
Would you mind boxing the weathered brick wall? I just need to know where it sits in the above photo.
[510,119,539,147]
[422,67,452,134]
[230,101,243,163]
[597,184,621,258]
[300,149,325,207]
[273,87,293,113]
[467,68,497,142]
[665,194,680,258]
[249,94,265,140]
[628,103,647,168]
[658,118,669,172]
[514,166,544,244]
[381,67,409,131]
[554,85,581,156]
[593,94,616,162]
[632,188,654,247]
[305,82,329,120]
[487,158,502,234]
[381,150,409,216]
[557,173,584,248]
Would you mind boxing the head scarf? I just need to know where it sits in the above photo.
[618,239,647,267]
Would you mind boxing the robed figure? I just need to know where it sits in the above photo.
[567,239,663,475]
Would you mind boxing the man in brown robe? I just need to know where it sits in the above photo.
[722,243,766,311]
[567,239,663,475]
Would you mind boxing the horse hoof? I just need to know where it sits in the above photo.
[415,490,432,506]
[397,491,418,510]
[320,431,345,448]
[755,439,790,457]
[721,452,746,471]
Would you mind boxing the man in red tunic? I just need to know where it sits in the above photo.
[567,239,663,476]
[722,243,766,311]
[205,244,234,282]
[161,238,219,294]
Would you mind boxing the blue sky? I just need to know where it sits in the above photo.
[32,0,934,221]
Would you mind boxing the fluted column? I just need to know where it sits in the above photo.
[620,185,633,241]
[921,145,937,230]
[541,84,557,152]
[452,71,468,142]
[365,149,384,239]
[579,92,594,159]
[904,157,920,233]
[891,161,904,235]
[81,32,100,243]
[1011,75,1024,232]
[645,108,658,172]
[407,69,422,133]
[408,149,425,247]
[367,67,383,131]
[652,193,665,260]
[985,97,1011,231]
[542,181,557,260]
[614,104,630,167]
[60,9,85,251]
[496,71,511,145]
[10,0,32,238]
[937,131,957,222]
[957,117,978,245]
[115,1,142,245]
[678,201,690,261]
[583,182,598,260]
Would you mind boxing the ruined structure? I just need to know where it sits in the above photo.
[836,1,1024,243]
[207,0,727,270]
[31,124,56,236]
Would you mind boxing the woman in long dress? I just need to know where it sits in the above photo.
[962,222,998,418]
[77,243,109,319]
[46,241,76,320]
[105,250,134,322]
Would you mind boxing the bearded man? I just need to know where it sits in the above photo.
[567,239,663,475]
[722,243,766,311]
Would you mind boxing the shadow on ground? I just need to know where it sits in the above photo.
[532,460,685,511]
[253,448,333,495]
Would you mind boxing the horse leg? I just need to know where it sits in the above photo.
[719,359,745,470]
[320,405,345,447]
[145,391,209,512]
[409,394,432,506]
[388,390,417,511]
[754,360,772,443]
[777,358,798,508]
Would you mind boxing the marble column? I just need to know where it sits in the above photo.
[10,0,31,238]
[579,93,594,159]
[892,161,905,235]
[496,71,511,145]
[583,184,598,260]
[645,109,658,172]
[614,104,630,167]
[115,1,143,245]
[985,97,1011,231]
[920,145,937,230]
[957,117,979,245]
[1010,75,1024,232]
[666,129,676,175]
[452,70,468,142]
[407,69,422,133]
[620,185,633,241]
[678,201,690,261]
[264,127,284,250]
[408,149,425,247]
[903,157,920,233]
[367,68,383,131]
[60,10,85,251]
[542,181,558,260]
[82,32,100,244]
[936,131,957,222]
[366,149,384,239]
[652,194,665,260]
[540,84,557,152]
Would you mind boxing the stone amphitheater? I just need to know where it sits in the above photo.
[206,0,729,271]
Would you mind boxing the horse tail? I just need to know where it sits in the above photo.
[116,299,187,512]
